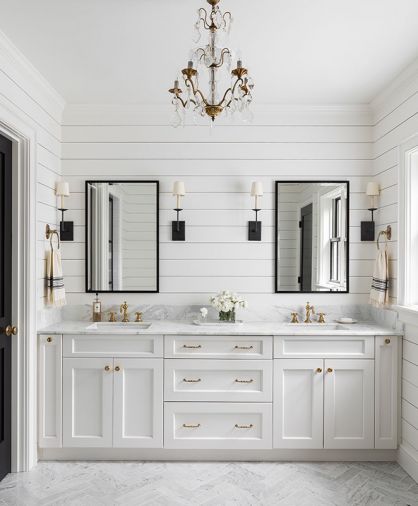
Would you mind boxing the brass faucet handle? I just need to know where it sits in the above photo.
[109,311,117,322]
[318,312,326,324]
[290,312,299,324]
[135,311,143,322]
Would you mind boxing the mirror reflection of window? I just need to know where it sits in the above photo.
[275,181,349,293]
[86,181,159,293]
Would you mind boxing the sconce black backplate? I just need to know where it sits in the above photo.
[172,221,185,241]
[248,221,262,241]
[361,221,375,241]
[60,221,74,241]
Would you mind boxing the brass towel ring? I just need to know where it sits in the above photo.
[377,225,391,250]
[45,224,60,250]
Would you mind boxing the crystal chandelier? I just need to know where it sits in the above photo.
[169,0,254,126]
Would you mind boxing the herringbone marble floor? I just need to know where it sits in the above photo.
[0,461,416,506]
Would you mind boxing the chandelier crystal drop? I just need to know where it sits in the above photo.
[169,0,254,126]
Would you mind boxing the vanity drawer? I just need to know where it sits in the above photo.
[274,335,374,359]
[164,402,272,449]
[164,335,272,359]
[164,359,272,402]
[63,334,163,358]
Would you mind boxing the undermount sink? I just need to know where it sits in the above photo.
[86,322,152,331]
[285,323,348,331]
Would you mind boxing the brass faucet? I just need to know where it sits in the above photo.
[318,312,326,324]
[304,302,315,323]
[108,311,117,322]
[120,301,129,322]
[290,312,299,324]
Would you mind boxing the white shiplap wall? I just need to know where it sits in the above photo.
[372,62,418,480]
[0,32,64,327]
[61,104,375,307]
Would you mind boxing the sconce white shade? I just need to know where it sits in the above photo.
[251,181,263,196]
[366,182,380,196]
[172,181,186,196]
[55,181,70,197]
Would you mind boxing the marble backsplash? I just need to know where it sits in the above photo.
[62,302,382,326]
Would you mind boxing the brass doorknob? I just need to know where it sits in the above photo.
[3,325,17,337]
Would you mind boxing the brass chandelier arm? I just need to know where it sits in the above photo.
[184,77,208,106]
[212,48,231,68]
[197,8,211,30]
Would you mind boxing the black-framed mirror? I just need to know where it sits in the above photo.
[275,181,349,293]
[85,180,159,293]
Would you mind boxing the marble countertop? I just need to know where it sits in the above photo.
[38,320,403,336]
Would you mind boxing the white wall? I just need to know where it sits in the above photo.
[372,61,418,481]
[0,32,64,327]
[60,104,375,308]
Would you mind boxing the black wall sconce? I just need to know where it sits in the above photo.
[248,181,263,241]
[55,181,74,241]
[361,181,379,241]
[172,181,186,241]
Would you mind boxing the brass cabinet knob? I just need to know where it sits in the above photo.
[385,338,391,345]
[104,365,111,372]
[47,337,53,343]
[3,325,17,337]
[114,366,121,372]
[327,368,333,373]
[316,368,323,373]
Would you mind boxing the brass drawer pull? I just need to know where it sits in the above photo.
[182,423,201,428]
[235,423,254,429]
[182,344,202,349]
[234,345,254,350]
[183,378,201,383]
[47,337,52,343]
[235,378,254,383]
[385,338,391,345]
[316,368,322,374]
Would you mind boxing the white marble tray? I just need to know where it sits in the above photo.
[192,320,244,326]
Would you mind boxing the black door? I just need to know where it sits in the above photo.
[300,203,313,292]
[0,134,12,481]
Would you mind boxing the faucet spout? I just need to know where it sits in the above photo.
[304,302,315,323]
[120,301,129,322]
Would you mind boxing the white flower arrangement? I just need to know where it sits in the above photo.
[200,307,208,319]
[210,290,248,316]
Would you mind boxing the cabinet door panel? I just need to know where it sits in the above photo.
[63,358,113,447]
[273,359,323,449]
[324,359,374,449]
[113,358,163,448]
[375,336,398,449]
[38,335,62,448]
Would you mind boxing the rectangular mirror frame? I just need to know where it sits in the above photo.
[85,180,159,293]
[274,180,350,294]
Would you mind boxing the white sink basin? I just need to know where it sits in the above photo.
[285,323,348,331]
[86,322,152,331]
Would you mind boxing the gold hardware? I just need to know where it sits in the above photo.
[135,312,143,323]
[120,301,129,322]
[104,365,111,372]
[2,325,17,337]
[377,225,392,250]
[290,312,299,324]
[47,337,52,343]
[183,378,201,383]
[385,338,391,345]
[182,423,201,428]
[235,424,254,429]
[109,312,117,322]
[182,344,202,349]
[304,302,315,323]
[115,366,121,372]
[316,368,323,373]
[327,368,333,373]
[45,224,60,249]
[234,345,253,350]
[235,378,254,383]
[318,313,326,324]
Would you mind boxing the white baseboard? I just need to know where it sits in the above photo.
[39,448,397,462]
[398,443,418,483]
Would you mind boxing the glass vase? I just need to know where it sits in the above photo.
[219,309,236,322]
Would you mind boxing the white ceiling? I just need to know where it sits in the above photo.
[0,0,418,105]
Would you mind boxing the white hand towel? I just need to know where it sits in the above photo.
[369,247,389,308]
[46,248,66,307]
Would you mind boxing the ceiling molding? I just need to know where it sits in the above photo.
[0,29,65,121]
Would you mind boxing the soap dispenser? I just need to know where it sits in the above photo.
[92,293,102,322]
